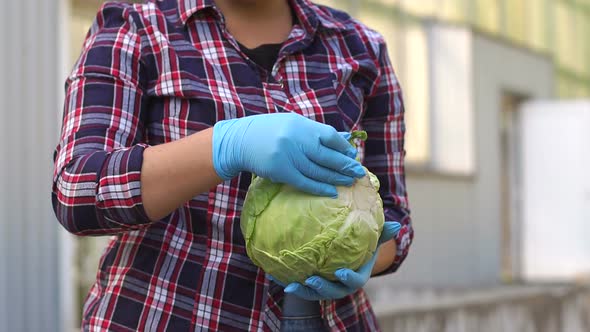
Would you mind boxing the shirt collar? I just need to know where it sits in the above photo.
[177,0,344,33]
[292,0,345,32]
[289,0,320,36]
[177,0,216,25]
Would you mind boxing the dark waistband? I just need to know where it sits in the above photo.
[282,293,322,318]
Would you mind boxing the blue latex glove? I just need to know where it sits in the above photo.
[212,113,366,197]
[268,221,402,301]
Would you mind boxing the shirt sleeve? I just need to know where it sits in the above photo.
[52,3,152,236]
[361,35,414,275]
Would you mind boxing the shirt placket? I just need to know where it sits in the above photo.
[216,14,312,114]
[265,25,315,115]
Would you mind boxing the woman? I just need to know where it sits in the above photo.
[52,0,413,330]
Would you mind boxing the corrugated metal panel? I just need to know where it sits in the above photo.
[0,0,66,331]
[0,1,7,328]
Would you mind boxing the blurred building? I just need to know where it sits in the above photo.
[0,0,588,331]
[314,0,588,287]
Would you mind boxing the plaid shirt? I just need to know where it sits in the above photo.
[52,0,413,331]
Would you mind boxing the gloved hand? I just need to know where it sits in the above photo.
[268,221,402,301]
[212,112,366,197]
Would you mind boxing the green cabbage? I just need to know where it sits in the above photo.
[240,131,384,285]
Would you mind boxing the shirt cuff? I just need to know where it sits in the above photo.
[96,143,151,229]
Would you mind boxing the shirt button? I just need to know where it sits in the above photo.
[278,79,284,89]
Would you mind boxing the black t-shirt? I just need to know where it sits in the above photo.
[238,42,283,73]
